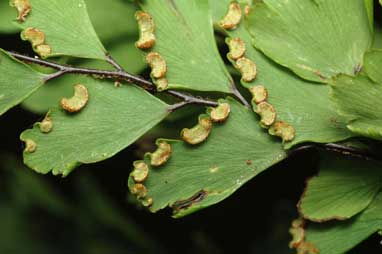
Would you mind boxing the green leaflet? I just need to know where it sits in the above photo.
[11,0,106,60]
[0,0,19,33]
[139,0,234,93]
[129,99,286,217]
[85,0,138,43]
[248,0,372,83]
[298,153,382,222]
[0,49,46,116]
[210,0,353,148]
[21,0,146,115]
[364,0,374,33]
[20,75,169,177]
[331,51,382,140]
[364,50,382,83]
[305,192,382,254]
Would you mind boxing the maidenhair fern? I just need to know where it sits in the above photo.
[1,0,381,253]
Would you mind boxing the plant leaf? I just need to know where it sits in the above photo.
[364,0,374,33]
[20,75,169,177]
[331,51,382,140]
[298,153,382,222]
[364,50,382,83]
[139,0,234,93]
[248,0,372,83]
[12,0,106,60]
[85,0,138,43]
[210,1,353,148]
[0,0,19,33]
[0,49,46,116]
[129,99,286,217]
[305,192,382,254]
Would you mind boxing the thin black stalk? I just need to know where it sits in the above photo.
[231,85,251,108]
[8,51,218,108]
[289,143,381,161]
[105,53,124,72]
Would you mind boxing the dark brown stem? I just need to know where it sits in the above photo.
[231,84,251,108]
[167,90,218,112]
[289,143,381,161]
[106,53,124,72]
[8,51,218,108]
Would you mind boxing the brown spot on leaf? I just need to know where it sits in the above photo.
[255,102,276,127]
[227,37,246,61]
[135,11,156,49]
[141,197,153,207]
[249,85,268,104]
[24,139,37,153]
[148,141,172,167]
[289,218,305,249]
[146,52,167,79]
[171,190,208,213]
[21,27,52,58]
[10,0,31,22]
[246,160,252,166]
[22,28,45,47]
[313,70,326,80]
[181,115,212,145]
[35,44,52,59]
[297,242,319,254]
[244,5,251,16]
[289,218,319,254]
[131,161,149,183]
[39,114,53,133]
[209,102,231,123]
[236,57,257,82]
[131,183,148,199]
[269,121,296,142]
[219,2,242,30]
[154,77,168,91]
[60,84,89,113]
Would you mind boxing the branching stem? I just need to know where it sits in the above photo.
[8,51,218,108]
[289,143,381,161]
[9,51,380,161]
[105,53,124,72]
[231,84,251,108]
